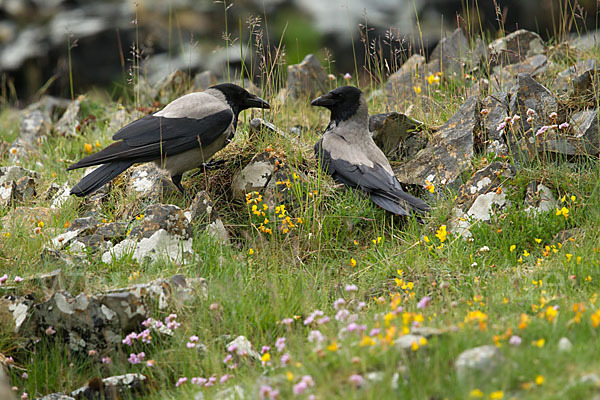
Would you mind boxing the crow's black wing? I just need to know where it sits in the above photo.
[68,110,233,170]
[315,141,429,214]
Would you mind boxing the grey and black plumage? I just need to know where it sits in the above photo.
[311,86,429,216]
[68,83,270,197]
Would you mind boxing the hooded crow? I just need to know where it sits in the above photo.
[68,83,270,197]
[311,86,429,216]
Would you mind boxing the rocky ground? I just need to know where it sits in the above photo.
[0,28,599,399]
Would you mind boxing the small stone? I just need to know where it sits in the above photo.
[37,394,75,400]
[455,345,505,385]
[558,337,572,352]
[226,335,261,361]
[524,182,557,214]
[286,54,329,99]
[394,334,426,351]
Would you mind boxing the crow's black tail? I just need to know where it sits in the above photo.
[70,161,133,197]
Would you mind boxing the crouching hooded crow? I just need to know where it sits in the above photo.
[68,83,270,197]
[311,86,429,216]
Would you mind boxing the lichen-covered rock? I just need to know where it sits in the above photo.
[70,373,147,400]
[286,54,329,99]
[226,335,261,362]
[429,28,471,76]
[129,204,191,239]
[54,96,84,137]
[455,345,505,385]
[0,294,34,333]
[0,166,39,206]
[384,54,434,106]
[455,162,516,212]
[126,163,178,202]
[479,92,509,147]
[491,54,548,92]
[489,29,545,66]
[369,112,425,160]
[524,182,557,214]
[555,59,597,93]
[393,95,480,186]
[394,334,427,351]
[449,162,515,238]
[37,393,75,400]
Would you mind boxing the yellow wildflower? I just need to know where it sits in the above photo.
[248,248,254,255]
[350,258,357,267]
[425,180,435,193]
[260,353,271,362]
[544,306,557,323]
[84,143,93,154]
[286,371,294,381]
[556,207,569,218]
[469,389,484,398]
[535,375,544,385]
[510,245,516,252]
[435,225,447,243]
[566,253,572,262]
[327,342,339,352]
[532,338,545,348]
[489,390,503,399]
[413,86,422,94]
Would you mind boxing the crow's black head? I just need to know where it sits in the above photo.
[310,86,362,123]
[210,83,270,114]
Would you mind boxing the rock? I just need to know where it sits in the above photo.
[555,59,597,93]
[286,54,329,99]
[27,275,201,352]
[570,29,600,51]
[509,73,558,133]
[480,92,509,147]
[393,95,480,186]
[368,112,425,160]
[488,30,545,66]
[455,162,516,212]
[38,393,75,400]
[49,183,72,209]
[206,219,230,244]
[101,229,194,264]
[213,385,246,400]
[192,70,218,91]
[54,96,84,137]
[554,228,585,243]
[231,151,302,207]
[249,118,299,145]
[108,108,145,132]
[0,166,39,205]
[18,108,52,146]
[129,204,191,239]
[126,164,178,202]
[579,373,600,386]
[449,162,515,238]
[410,326,445,338]
[455,345,505,385]
[569,110,599,153]
[429,28,471,76]
[524,182,557,214]
[0,166,40,185]
[1,206,52,230]
[24,269,63,298]
[70,373,147,399]
[394,334,426,351]
[505,74,558,161]
[491,54,548,93]
[0,294,35,333]
[0,363,15,400]
[226,335,261,361]
[539,110,599,158]
[558,337,573,352]
[384,54,431,105]
[186,191,216,224]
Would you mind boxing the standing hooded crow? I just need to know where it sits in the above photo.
[68,83,269,197]
[311,86,429,216]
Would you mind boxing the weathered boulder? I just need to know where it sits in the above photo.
[479,92,509,147]
[488,30,545,66]
[125,164,178,202]
[393,95,480,186]
[70,373,147,400]
[232,151,304,207]
[555,59,597,94]
[449,163,515,238]
[368,112,425,160]
[429,28,471,76]
[286,54,329,99]
[491,54,548,93]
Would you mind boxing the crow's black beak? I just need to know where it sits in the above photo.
[310,92,336,107]
[246,94,270,109]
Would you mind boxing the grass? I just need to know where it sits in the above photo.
[1,7,600,400]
